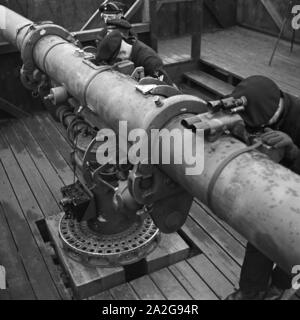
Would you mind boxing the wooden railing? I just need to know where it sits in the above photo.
[148,0,203,61]
[237,0,300,44]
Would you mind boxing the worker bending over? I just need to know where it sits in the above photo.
[95,30,173,85]
[226,75,300,300]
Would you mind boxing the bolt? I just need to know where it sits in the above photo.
[77,106,84,114]
[154,97,163,108]
[74,48,85,57]
[44,93,54,101]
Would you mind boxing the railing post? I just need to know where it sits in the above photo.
[149,0,158,52]
[191,0,203,61]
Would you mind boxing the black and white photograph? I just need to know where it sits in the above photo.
[0,0,300,305]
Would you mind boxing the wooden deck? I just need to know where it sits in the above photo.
[0,113,299,300]
[159,26,300,98]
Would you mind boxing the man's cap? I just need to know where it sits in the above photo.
[231,75,282,128]
[96,30,123,64]
[99,1,124,14]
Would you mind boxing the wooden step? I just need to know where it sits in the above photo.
[46,212,190,299]
[183,70,235,98]
[179,83,212,101]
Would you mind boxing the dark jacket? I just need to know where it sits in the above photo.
[130,40,174,85]
[96,18,137,44]
[130,40,164,77]
[278,92,300,174]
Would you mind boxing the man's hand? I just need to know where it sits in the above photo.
[261,128,299,161]
[231,122,251,145]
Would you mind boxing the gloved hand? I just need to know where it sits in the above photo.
[231,122,251,145]
[261,128,299,161]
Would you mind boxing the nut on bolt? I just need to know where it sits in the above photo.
[44,93,54,101]
[74,48,85,58]
[154,97,163,108]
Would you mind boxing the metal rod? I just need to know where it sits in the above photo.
[125,0,144,20]
[290,28,296,53]
[269,17,288,66]
[80,10,100,32]
[269,0,294,66]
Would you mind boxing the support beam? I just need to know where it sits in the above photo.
[157,0,194,11]
[260,0,284,31]
[191,0,203,60]
[142,0,150,22]
[125,0,144,21]
[0,97,30,118]
[73,23,150,43]
[80,10,100,32]
[149,0,159,52]
[204,0,226,28]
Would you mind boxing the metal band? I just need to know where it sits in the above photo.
[15,23,33,45]
[207,141,262,211]
[21,23,75,74]
[42,41,67,73]
[82,66,112,107]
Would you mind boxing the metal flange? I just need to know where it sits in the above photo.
[143,95,208,134]
[20,22,76,72]
[19,22,76,90]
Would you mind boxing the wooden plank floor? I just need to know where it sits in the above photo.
[0,114,75,300]
[1,112,299,300]
[159,26,300,97]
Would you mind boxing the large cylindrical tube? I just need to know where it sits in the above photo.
[0,7,32,49]
[162,115,300,273]
[1,6,300,274]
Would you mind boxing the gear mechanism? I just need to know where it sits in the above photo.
[59,213,160,267]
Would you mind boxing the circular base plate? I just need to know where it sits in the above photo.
[59,214,160,267]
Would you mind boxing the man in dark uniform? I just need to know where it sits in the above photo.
[95,29,173,84]
[98,1,136,43]
[226,75,300,300]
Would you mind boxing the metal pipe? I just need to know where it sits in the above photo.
[162,115,300,274]
[1,6,300,274]
[0,7,32,49]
